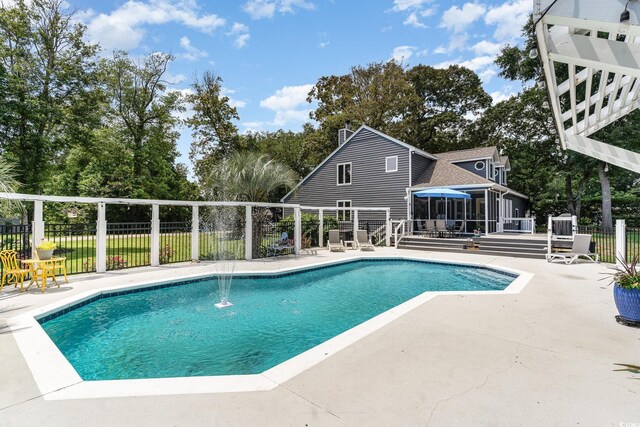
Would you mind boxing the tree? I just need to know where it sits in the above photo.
[407,64,491,153]
[185,71,240,183]
[0,0,99,193]
[308,61,419,142]
[0,157,23,216]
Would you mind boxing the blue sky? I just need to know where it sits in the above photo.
[63,0,531,168]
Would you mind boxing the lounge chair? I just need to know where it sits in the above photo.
[545,234,599,264]
[327,230,346,252]
[355,230,375,251]
[268,232,294,257]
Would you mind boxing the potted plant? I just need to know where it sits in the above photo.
[36,240,57,260]
[607,256,640,324]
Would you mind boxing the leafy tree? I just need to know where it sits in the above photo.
[0,0,99,193]
[0,157,23,216]
[185,71,240,183]
[407,64,491,153]
[308,61,419,142]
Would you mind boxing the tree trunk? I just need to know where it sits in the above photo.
[597,162,613,233]
[565,175,575,215]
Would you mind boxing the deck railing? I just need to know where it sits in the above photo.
[502,217,536,234]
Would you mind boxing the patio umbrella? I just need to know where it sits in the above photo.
[413,188,471,199]
[413,188,470,227]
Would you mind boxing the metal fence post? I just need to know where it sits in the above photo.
[32,200,44,252]
[616,219,627,266]
[294,206,301,255]
[96,202,107,273]
[245,206,252,260]
[318,209,324,248]
[547,215,552,254]
[191,205,199,261]
[150,204,160,266]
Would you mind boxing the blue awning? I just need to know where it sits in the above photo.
[413,188,471,199]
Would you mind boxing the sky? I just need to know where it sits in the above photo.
[61,0,532,169]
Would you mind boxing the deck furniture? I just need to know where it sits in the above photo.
[435,220,449,238]
[0,250,30,292]
[20,256,67,293]
[328,230,346,252]
[355,230,375,251]
[545,234,599,264]
[268,232,294,257]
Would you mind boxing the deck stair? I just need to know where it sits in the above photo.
[397,235,550,259]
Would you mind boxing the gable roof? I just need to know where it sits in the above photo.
[281,125,436,202]
[435,147,499,163]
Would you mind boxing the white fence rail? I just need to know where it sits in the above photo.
[502,217,536,234]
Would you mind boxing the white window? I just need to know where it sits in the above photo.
[337,200,351,221]
[385,156,398,173]
[337,163,352,185]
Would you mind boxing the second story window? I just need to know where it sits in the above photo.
[337,162,351,185]
[385,156,398,172]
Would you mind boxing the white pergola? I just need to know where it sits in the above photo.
[535,0,640,173]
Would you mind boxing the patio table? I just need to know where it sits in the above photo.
[21,257,67,293]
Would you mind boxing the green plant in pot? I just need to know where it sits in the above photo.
[607,255,640,324]
[36,240,57,260]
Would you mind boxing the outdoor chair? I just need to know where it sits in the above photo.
[268,232,294,257]
[435,220,449,238]
[328,230,346,252]
[355,230,375,251]
[450,222,465,238]
[422,220,436,237]
[545,234,599,264]
[0,249,30,292]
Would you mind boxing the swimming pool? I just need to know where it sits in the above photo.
[40,259,516,380]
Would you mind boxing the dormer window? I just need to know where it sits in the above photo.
[474,161,485,171]
[337,162,351,185]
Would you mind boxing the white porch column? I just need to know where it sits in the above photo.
[32,201,45,252]
[191,206,199,261]
[616,219,626,267]
[96,202,107,273]
[497,193,504,232]
[385,209,391,247]
[571,215,578,237]
[318,209,324,248]
[547,215,553,254]
[406,189,411,220]
[294,207,301,255]
[484,189,488,235]
[245,206,252,260]
[150,204,160,266]
[353,209,359,232]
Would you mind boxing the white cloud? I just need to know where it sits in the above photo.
[221,87,247,109]
[228,22,250,48]
[433,33,468,55]
[391,0,431,12]
[259,84,313,127]
[490,89,516,105]
[85,0,225,52]
[404,12,427,28]
[471,40,503,56]
[261,84,313,110]
[440,2,486,33]
[390,45,416,63]
[485,0,531,41]
[479,68,497,83]
[242,0,315,20]
[178,36,208,61]
[433,55,496,83]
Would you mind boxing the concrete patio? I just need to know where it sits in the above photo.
[1,247,638,426]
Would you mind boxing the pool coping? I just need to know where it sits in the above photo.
[9,255,533,400]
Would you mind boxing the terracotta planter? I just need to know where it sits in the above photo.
[613,283,640,322]
[36,249,54,260]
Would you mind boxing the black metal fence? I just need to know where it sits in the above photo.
[358,220,387,245]
[577,225,616,263]
[627,227,640,263]
[159,221,191,264]
[254,220,296,258]
[198,226,244,260]
[0,224,32,277]
[45,223,97,274]
[106,222,151,270]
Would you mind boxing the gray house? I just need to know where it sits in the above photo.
[282,125,530,234]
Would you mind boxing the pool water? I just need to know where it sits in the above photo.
[41,259,515,380]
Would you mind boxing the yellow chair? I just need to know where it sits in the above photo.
[0,250,30,292]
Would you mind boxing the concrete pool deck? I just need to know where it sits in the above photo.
[1,248,638,426]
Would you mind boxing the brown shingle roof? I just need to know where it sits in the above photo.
[413,159,493,188]
[435,146,498,162]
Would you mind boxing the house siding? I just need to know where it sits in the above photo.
[283,128,410,219]
[411,154,432,185]
[505,194,527,217]
[452,160,487,178]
